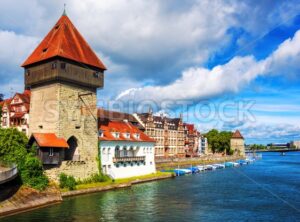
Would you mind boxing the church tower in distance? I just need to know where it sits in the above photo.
[22,12,106,179]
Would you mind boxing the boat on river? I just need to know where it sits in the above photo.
[213,163,225,169]
[186,167,200,174]
[197,165,205,171]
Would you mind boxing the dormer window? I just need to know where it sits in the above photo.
[113,132,120,138]
[123,133,130,139]
[134,133,140,139]
[98,130,104,137]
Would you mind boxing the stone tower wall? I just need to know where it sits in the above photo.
[29,83,99,180]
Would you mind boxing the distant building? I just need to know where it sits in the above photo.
[0,90,31,136]
[133,110,185,158]
[291,141,300,149]
[198,135,208,155]
[230,130,245,156]
[99,119,156,179]
[183,123,200,157]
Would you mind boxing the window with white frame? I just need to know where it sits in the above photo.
[49,148,54,156]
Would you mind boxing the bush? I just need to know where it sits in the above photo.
[76,173,110,185]
[19,155,49,190]
[59,173,77,190]
[0,128,49,190]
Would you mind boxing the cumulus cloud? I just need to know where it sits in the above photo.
[116,30,300,104]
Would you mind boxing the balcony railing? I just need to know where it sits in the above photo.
[113,156,146,163]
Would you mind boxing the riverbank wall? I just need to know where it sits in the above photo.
[0,185,62,218]
[62,173,173,198]
[0,173,173,218]
[155,155,243,170]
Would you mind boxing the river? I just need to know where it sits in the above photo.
[2,152,300,222]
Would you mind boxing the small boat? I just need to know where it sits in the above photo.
[173,169,186,176]
[177,169,192,174]
[213,163,225,169]
[187,167,200,174]
[281,152,286,156]
[233,162,240,167]
[204,165,213,170]
[225,162,234,168]
[204,165,217,170]
[236,160,247,165]
[197,165,205,171]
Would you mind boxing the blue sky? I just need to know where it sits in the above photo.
[1,0,300,144]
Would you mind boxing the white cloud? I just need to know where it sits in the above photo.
[0,30,39,66]
[116,30,300,104]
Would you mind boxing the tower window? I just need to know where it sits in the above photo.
[26,70,30,76]
[61,63,66,69]
[51,62,57,69]
[93,72,100,78]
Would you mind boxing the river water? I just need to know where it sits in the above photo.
[2,152,300,222]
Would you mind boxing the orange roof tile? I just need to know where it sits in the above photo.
[31,133,69,148]
[99,120,155,143]
[232,130,244,139]
[22,15,106,70]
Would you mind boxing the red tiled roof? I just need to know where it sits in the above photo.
[31,133,69,148]
[184,123,195,133]
[22,15,106,70]
[99,120,155,143]
[1,98,12,111]
[232,130,244,139]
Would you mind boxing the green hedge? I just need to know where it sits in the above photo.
[0,128,49,190]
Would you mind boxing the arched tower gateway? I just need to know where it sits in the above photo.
[22,12,106,180]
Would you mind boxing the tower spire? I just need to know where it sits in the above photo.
[63,3,67,16]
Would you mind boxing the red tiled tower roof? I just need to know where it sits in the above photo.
[232,130,244,139]
[21,14,106,70]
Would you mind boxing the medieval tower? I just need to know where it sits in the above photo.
[21,12,106,179]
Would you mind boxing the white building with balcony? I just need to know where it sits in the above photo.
[99,119,156,179]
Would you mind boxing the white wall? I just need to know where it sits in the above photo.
[100,141,156,179]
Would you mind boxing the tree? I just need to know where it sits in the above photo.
[0,93,4,102]
[204,129,233,154]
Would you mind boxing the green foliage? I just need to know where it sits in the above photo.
[19,155,49,190]
[249,144,267,150]
[59,173,76,190]
[0,128,48,190]
[204,129,233,154]
[76,173,110,185]
[0,128,28,164]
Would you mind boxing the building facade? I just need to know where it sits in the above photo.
[198,135,208,155]
[21,12,106,180]
[133,111,185,158]
[183,123,200,157]
[0,90,31,136]
[99,119,156,179]
[230,130,245,156]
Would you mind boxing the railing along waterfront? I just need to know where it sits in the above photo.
[0,164,18,184]
[113,156,146,163]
